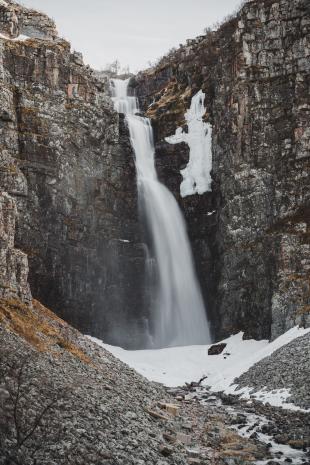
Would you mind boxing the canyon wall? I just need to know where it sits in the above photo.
[0,0,149,348]
[135,0,310,340]
[0,0,309,345]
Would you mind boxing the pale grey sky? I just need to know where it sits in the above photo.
[20,0,242,72]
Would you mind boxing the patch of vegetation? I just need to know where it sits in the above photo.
[0,298,91,364]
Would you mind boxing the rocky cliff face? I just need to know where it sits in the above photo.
[0,1,149,348]
[134,0,310,341]
[0,192,31,303]
[0,0,309,346]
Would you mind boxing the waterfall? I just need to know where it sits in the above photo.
[111,78,211,348]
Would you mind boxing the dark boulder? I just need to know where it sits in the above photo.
[208,343,227,355]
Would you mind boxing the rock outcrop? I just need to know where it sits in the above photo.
[0,1,149,348]
[0,0,57,40]
[0,192,31,303]
[134,0,310,341]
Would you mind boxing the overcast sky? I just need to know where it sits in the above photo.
[20,0,242,72]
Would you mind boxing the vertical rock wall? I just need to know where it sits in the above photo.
[135,0,310,340]
[0,192,31,303]
[0,2,149,348]
[0,0,309,345]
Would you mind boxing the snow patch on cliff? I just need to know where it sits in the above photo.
[0,33,31,42]
[165,90,212,197]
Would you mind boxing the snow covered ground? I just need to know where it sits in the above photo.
[89,326,310,411]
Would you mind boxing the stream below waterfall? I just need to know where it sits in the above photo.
[90,328,310,465]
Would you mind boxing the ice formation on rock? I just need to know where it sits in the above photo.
[166,90,212,198]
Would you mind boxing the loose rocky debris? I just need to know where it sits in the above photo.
[233,333,310,411]
[166,382,310,465]
[1,298,309,465]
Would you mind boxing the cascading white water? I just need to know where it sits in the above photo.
[111,78,211,348]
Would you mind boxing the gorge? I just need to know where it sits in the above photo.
[0,0,309,349]
[0,0,309,463]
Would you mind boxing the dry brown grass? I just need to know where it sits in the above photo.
[0,163,19,175]
[296,304,310,316]
[146,82,192,126]
[0,298,91,365]
[221,449,256,460]
[286,273,310,287]
[0,298,46,350]
[32,299,66,325]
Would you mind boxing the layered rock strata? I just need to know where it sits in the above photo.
[0,1,148,347]
[135,0,310,340]
[0,0,309,345]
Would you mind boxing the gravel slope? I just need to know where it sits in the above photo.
[234,332,310,410]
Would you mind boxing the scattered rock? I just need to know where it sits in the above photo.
[145,408,169,421]
[208,343,227,355]
[159,445,174,457]
[176,432,192,445]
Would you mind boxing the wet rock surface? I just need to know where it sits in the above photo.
[169,384,310,465]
